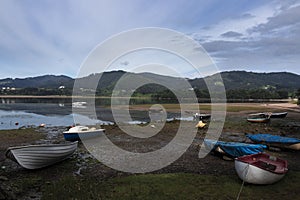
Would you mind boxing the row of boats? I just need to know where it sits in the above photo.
[204,133,300,184]
[5,110,299,185]
[193,111,288,123]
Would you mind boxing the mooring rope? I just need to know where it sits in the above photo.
[236,163,250,200]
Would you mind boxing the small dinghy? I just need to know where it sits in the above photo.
[247,113,270,123]
[5,141,78,169]
[204,139,267,158]
[63,126,105,141]
[270,112,288,118]
[247,134,300,150]
[193,113,211,120]
[235,153,288,184]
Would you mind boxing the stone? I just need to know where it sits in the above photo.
[0,176,8,181]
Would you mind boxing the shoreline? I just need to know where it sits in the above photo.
[0,95,294,103]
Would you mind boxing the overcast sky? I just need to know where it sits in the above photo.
[1,0,300,78]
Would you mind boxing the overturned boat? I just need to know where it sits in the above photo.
[235,153,288,184]
[5,141,78,169]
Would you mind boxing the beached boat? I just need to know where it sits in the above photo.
[5,141,78,169]
[203,139,267,158]
[193,113,211,120]
[63,126,105,141]
[247,134,300,150]
[247,113,270,123]
[235,153,288,184]
[270,112,288,118]
[72,101,87,108]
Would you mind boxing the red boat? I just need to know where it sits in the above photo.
[235,153,288,184]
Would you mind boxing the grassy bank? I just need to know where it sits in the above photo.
[42,172,300,200]
[0,128,45,149]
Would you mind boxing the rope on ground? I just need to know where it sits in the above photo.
[236,164,249,200]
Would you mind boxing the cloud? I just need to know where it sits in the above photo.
[195,1,300,74]
[220,31,243,38]
[248,5,300,36]
[0,0,299,78]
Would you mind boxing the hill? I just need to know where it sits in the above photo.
[0,75,74,89]
[0,71,299,98]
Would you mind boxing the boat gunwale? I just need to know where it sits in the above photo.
[63,129,105,134]
[5,141,78,152]
[236,153,288,174]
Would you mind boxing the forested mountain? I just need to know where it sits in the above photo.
[0,75,74,88]
[0,71,299,99]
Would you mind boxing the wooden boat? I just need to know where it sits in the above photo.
[193,113,211,120]
[203,139,267,158]
[235,153,288,184]
[5,141,78,169]
[247,113,270,123]
[63,126,105,141]
[247,134,300,150]
[270,112,288,118]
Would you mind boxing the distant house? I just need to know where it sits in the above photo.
[1,87,15,91]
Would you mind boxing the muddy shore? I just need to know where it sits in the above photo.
[0,104,300,199]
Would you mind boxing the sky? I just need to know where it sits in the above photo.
[0,0,300,79]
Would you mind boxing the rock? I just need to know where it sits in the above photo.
[0,176,8,181]
[45,181,51,185]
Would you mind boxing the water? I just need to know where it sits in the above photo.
[0,98,182,130]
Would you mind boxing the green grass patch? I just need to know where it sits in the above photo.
[0,128,45,150]
[42,172,300,200]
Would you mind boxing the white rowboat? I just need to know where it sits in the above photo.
[235,153,288,184]
[6,141,78,169]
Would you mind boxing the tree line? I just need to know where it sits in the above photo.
[1,87,299,103]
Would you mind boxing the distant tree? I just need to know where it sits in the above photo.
[277,90,289,99]
[297,88,300,105]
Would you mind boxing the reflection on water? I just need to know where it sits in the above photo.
[0,110,113,130]
[0,98,181,130]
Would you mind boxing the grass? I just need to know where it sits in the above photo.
[42,172,300,200]
[0,128,45,150]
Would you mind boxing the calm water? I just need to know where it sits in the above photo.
[0,98,182,130]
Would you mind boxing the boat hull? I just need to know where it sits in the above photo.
[63,129,105,141]
[235,160,285,184]
[247,118,270,123]
[6,142,78,169]
[193,114,211,120]
[270,112,288,118]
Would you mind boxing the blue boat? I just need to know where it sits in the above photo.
[63,126,105,141]
[246,134,300,150]
[204,139,267,158]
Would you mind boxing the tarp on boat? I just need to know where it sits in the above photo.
[204,139,267,158]
[247,134,300,144]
